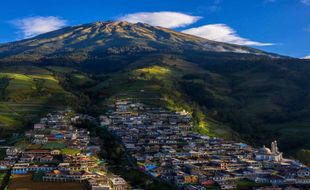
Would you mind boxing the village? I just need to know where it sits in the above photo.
[101,99,310,190]
[0,110,128,190]
[0,98,310,190]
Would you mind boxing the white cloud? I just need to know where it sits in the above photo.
[301,0,310,5]
[11,16,67,38]
[182,24,273,46]
[302,55,310,59]
[118,11,201,28]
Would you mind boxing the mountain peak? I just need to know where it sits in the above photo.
[0,20,277,62]
[92,20,132,26]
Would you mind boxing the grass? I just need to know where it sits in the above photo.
[0,173,6,182]
[132,65,172,80]
[0,115,22,129]
[14,138,29,149]
[42,142,65,150]
[236,179,266,190]
[0,65,76,138]
[46,66,75,74]
[27,144,42,149]
[61,148,81,155]
[70,73,94,86]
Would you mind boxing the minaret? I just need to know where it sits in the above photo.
[271,140,279,154]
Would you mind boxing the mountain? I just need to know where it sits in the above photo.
[0,21,310,162]
[0,21,280,63]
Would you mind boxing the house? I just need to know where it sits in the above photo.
[296,168,310,185]
[64,132,77,140]
[40,155,54,163]
[6,148,21,156]
[184,185,206,190]
[184,175,199,184]
[50,150,61,155]
[25,132,33,138]
[297,168,310,177]
[269,174,285,185]
[109,176,128,190]
[43,170,96,182]
[19,154,35,162]
[295,177,310,184]
[87,176,111,190]
[87,146,101,155]
[32,135,48,144]
[220,183,236,190]
[200,180,215,187]
[100,116,111,126]
[90,183,111,190]
[23,149,51,155]
[34,123,45,130]
[12,163,30,174]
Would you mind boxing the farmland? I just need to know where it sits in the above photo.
[41,141,65,149]
[7,174,85,190]
[61,148,81,155]
[0,65,76,137]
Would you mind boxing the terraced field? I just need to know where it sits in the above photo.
[0,66,76,136]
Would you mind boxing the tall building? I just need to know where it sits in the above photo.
[271,141,279,154]
[255,141,283,162]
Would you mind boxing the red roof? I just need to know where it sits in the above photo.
[25,149,50,153]
[201,180,215,186]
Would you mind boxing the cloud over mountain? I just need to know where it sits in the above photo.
[303,55,310,59]
[118,11,201,28]
[182,24,273,46]
[11,16,67,38]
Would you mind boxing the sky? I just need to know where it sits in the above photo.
[0,0,309,58]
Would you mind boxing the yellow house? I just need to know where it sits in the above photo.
[184,175,198,184]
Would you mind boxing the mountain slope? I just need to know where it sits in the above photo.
[0,65,79,136]
[0,21,309,161]
[0,21,279,64]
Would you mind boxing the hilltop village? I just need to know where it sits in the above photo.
[0,111,128,190]
[102,99,310,190]
[0,99,310,190]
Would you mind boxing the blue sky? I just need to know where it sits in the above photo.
[0,0,309,57]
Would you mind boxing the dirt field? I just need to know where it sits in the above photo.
[8,174,85,190]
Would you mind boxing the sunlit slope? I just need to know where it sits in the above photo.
[0,66,75,134]
[87,54,236,138]
[86,53,310,158]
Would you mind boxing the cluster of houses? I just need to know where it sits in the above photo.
[0,110,128,190]
[103,99,310,190]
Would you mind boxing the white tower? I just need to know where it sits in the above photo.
[271,140,279,154]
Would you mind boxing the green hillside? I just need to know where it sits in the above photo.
[0,65,77,136]
[0,21,309,163]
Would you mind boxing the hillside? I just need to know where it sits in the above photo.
[0,21,280,63]
[0,21,309,161]
[0,65,92,137]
